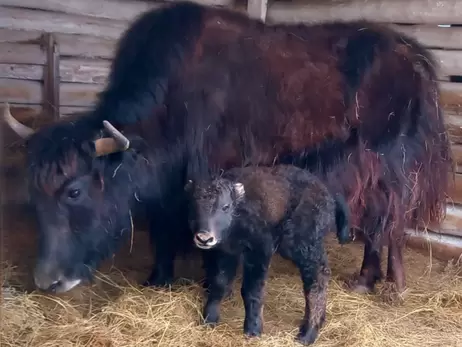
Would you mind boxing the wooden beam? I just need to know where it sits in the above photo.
[421,204,462,238]
[432,50,462,77]
[0,0,156,22]
[266,0,462,25]
[0,0,233,22]
[60,59,110,84]
[405,228,462,262]
[59,83,103,107]
[440,82,462,118]
[0,64,43,81]
[55,33,116,60]
[394,25,462,50]
[42,33,60,120]
[247,0,268,21]
[0,59,111,84]
[0,78,103,107]
[451,144,462,173]
[0,7,128,40]
[0,43,45,65]
[0,29,117,60]
[447,173,462,205]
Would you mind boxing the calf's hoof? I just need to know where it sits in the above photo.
[296,326,319,345]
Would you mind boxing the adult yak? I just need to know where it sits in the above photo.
[4,1,452,295]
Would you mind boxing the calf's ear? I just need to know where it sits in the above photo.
[233,182,245,200]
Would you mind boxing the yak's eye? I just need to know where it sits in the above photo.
[68,189,81,199]
[222,204,230,212]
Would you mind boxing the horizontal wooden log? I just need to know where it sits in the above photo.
[440,82,462,118]
[451,144,462,173]
[0,29,117,59]
[0,64,43,81]
[267,0,462,25]
[0,7,128,40]
[447,173,462,205]
[0,0,156,22]
[60,83,103,107]
[56,34,116,60]
[394,25,462,50]
[0,59,110,84]
[0,43,45,65]
[405,228,462,262]
[422,204,462,238]
[0,0,233,22]
[60,59,110,84]
[432,50,462,77]
[0,78,103,107]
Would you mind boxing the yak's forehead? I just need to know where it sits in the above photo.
[27,131,92,196]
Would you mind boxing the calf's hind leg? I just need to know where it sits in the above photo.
[279,229,330,345]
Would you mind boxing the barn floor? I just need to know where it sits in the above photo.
[1,145,462,347]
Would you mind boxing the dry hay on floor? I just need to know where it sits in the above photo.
[1,236,462,347]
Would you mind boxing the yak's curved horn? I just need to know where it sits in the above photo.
[2,103,35,139]
[102,120,130,150]
[93,120,130,157]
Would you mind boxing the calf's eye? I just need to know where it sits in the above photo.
[68,189,81,199]
[222,204,230,212]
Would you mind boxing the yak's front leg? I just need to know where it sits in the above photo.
[203,250,240,326]
[241,248,272,337]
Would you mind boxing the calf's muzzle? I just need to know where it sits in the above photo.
[194,230,218,249]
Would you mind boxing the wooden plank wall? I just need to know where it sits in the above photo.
[1,0,462,259]
[0,0,238,123]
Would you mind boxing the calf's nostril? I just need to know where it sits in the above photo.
[204,236,215,244]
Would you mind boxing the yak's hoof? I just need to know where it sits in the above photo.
[346,275,375,294]
[244,318,263,338]
[143,273,173,288]
[203,312,220,327]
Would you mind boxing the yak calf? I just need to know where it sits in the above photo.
[185,165,350,345]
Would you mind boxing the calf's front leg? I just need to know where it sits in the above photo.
[202,250,240,326]
[241,248,272,337]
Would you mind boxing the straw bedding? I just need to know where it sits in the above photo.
[1,231,462,347]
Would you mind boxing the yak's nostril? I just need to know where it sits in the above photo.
[48,280,61,293]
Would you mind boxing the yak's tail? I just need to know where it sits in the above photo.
[94,1,205,125]
[334,193,351,245]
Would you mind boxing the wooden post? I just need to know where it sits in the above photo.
[42,33,60,120]
[247,0,268,21]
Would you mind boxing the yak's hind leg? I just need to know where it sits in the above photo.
[386,215,406,293]
[278,219,330,344]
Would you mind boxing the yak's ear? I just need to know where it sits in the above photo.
[233,182,245,200]
[184,179,194,192]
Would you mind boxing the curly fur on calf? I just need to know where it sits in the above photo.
[185,165,350,345]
